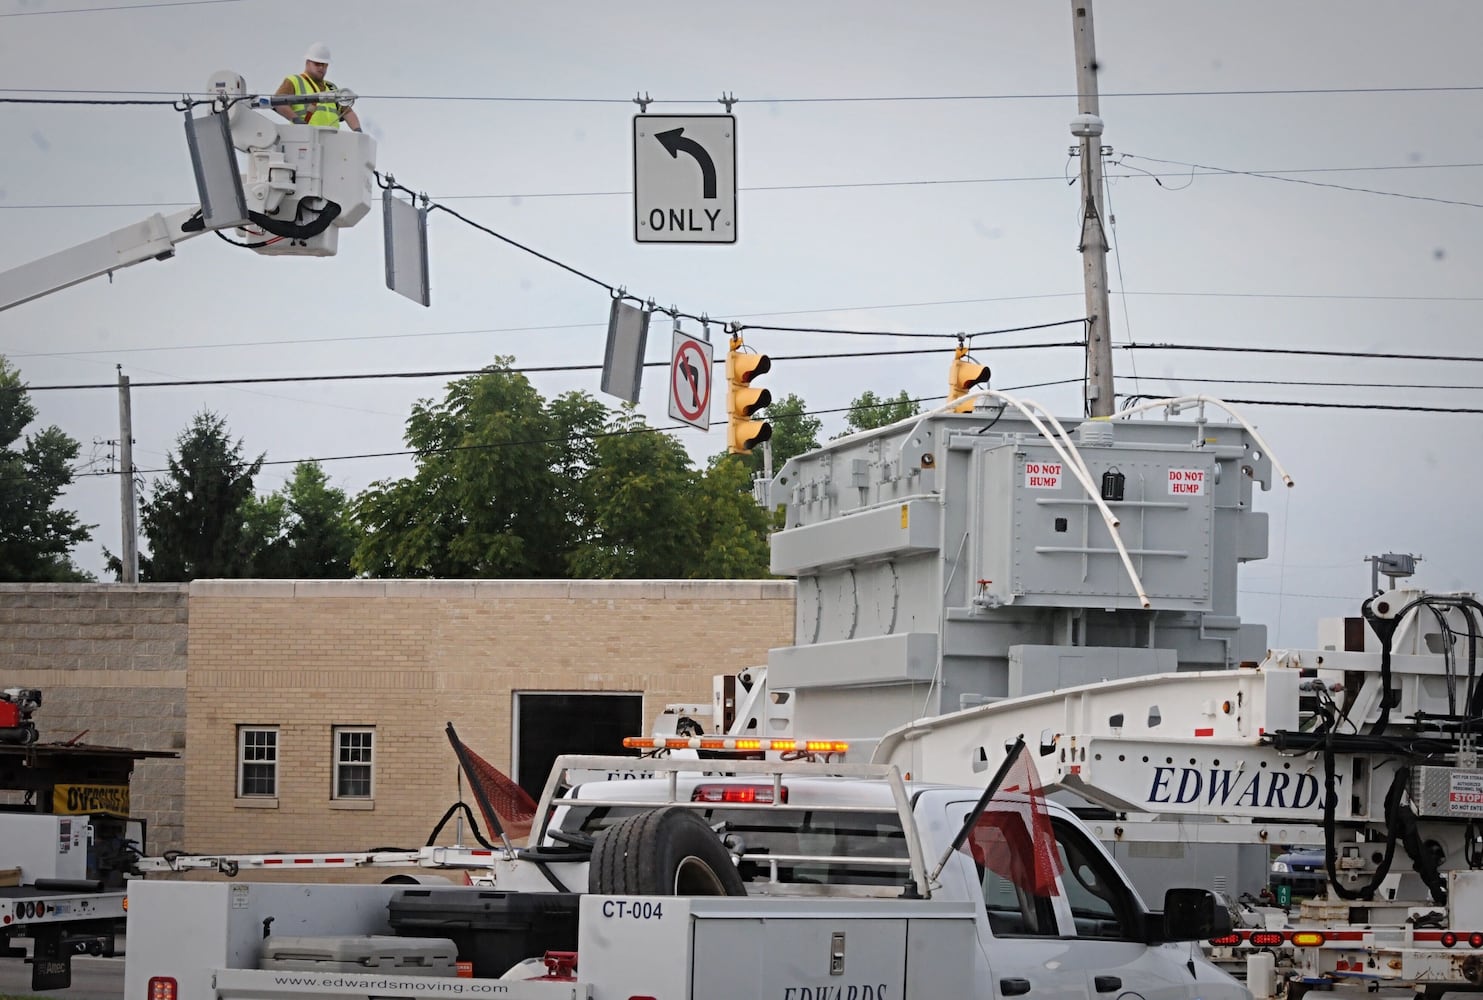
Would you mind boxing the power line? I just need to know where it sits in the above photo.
[23,377,1083,488]
[13,341,1087,393]
[1119,374,1483,392]
[10,295,1088,359]
[1123,343,1483,364]
[1202,398,1483,415]
[8,162,1483,210]
[7,83,1483,100]
[1121,152,1483,211]
[733,318,1085,339]
[0,0,239,16]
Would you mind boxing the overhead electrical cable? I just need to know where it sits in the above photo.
[7,163,1482,210]
[7,83,1483,100]
[11,341,1089,393]
[1121,152,1483,210]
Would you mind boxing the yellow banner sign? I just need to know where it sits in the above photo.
[52,784,130,818]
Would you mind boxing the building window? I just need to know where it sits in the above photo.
[238,727,278,798]
[333,727,374,799]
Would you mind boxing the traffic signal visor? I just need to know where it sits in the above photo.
[948,345,990,413]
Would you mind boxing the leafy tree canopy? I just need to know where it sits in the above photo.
[839,389,920,436]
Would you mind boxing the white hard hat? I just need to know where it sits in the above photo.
[304,42,332,63]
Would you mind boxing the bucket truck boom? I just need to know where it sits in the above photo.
[0,71,376,313]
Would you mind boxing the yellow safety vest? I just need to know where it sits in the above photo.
[287,74,341,128]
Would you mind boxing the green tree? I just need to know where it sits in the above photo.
[0,358,93,581]
[740,392,820,475]
[839,389,920,436]
[567,407,698,578]
[691,455,772,578]
[246,462,359,578]
[135,411,263,581]
[352,360,605,578]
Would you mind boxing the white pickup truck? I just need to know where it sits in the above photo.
[123,754,1246,1000]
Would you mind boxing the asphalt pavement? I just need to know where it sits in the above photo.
[0,939,124,1000]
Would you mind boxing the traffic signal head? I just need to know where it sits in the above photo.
[727,333,772,455]
[947,344,990,413]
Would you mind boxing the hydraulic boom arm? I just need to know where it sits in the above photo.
[0,208,205,313]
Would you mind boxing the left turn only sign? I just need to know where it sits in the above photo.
[634,114,736,244]
[668,329,714,430]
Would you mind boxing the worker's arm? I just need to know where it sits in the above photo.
[343,106,363,132]
[272,77,301,123]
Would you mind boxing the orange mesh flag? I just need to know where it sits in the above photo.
[961,740,1062,897]
[445,723,537,844]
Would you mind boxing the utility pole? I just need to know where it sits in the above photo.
[1071,0,1115,417]
[117,366,138,583]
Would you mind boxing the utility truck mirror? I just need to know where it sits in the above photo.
[1161,888,1231,940]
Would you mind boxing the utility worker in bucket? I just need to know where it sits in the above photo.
[273,42,363,132]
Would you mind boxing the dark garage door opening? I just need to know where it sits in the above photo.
[514,693,642,800]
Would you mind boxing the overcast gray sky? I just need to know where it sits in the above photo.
[1,0,1478,646]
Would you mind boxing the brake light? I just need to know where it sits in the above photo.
[692,784,788,804]
[1209,933,1242,946]
[1470,932,1483,949]
[148,976,177,1000]
[1291,932,1325,947]
[1250,931,1286,947]
[1442,933,1459,948]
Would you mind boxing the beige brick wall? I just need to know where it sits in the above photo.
[184,580,795,872]
[0,584,188,852]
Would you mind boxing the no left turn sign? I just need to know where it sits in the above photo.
[668,329,714,431]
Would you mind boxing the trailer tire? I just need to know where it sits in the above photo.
[588,806,746,897]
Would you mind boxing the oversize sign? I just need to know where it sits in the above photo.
[53,783,130,817]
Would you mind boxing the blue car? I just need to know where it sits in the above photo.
[1270,847,1326,897]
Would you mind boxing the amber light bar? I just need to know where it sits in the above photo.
[622,736,849,753]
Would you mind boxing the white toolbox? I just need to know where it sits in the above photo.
[259,935,459,976]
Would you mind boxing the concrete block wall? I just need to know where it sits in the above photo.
[184,579,795,870]
[0,584,188,852]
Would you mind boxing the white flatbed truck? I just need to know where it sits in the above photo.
[123,753,1243,1000]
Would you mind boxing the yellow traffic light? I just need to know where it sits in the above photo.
[947,344,990,413]
[727,333,772,455]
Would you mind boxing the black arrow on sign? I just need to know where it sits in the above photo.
[655,127,717,199]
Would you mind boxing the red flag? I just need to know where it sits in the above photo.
[445,724,537,844]
[962,742,1062,897]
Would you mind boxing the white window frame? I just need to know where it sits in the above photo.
[333,726,375,800]
[237,726,279,799]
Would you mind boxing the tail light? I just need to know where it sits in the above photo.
[1250,931,1286,947]
[1441,933,1459,948]
[1209,933,1243,946]
[691,784,788,804]
[148,976,178,1000]
[1469,932,1483,949]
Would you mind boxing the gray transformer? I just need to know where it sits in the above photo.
[763,406,1275,754]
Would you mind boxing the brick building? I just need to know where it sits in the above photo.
[1,579,794,864]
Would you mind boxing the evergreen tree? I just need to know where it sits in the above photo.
[135,411,263,581]
[0,358,92,581]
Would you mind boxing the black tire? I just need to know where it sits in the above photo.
[588,807,747,897]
